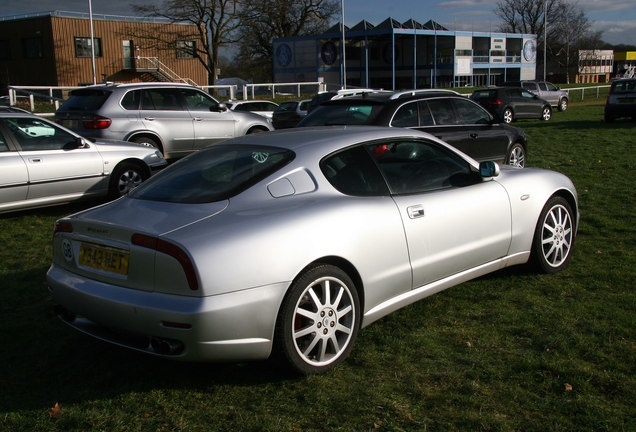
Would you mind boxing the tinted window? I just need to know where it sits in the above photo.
[62,89,111,111]
[453,98,490,124]
[471,90,496,101]
[427,99,458,125]
[611,80,636,94]
[418,101,435,126]
[121,90,141,110]
[141,89,184,111]
[2,118,77,151]
[546,82,558,91]
[179,88,219,112]
[521,90,536,99]
[367,140,475,194]
[276,102,298,112]
[538,82,548,91]
[130,145,294,203]
[0,133,7,152]
[300,103,384,126]
[391,102,419,127]
[321,145,389,196]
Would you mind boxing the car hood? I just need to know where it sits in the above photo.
[74,196,229,236]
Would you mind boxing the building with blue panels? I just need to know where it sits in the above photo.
[273,18,537,90]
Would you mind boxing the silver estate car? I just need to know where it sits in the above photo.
[0,112,166,214]
[55,83,273,159]
[48,126,578,374]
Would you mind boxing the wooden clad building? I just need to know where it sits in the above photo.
[0,11,208,90]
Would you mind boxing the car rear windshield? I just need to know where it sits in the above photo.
[129,145,295,203]
[60,89,111,111]
[611,80,636,94]
[471,90,497,100]
[298,103,384,126]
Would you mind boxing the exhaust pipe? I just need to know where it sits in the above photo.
[150,337,184,355]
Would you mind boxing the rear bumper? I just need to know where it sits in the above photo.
[47,264,289,362]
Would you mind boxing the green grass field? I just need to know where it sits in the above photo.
[1,103,634,431]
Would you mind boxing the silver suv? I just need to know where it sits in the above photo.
[55,83,273,159]
[503,80,569,112]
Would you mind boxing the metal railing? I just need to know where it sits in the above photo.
[564,85,611,101]
[135,57,198,86]
[242,82,328,100]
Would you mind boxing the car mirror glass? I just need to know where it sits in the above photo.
[479,161,500,178]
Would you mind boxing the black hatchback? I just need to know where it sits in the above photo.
[470,87,552,124]
[297,90,528,167]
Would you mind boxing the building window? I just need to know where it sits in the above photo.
[176,40,196,59]
[22,37,43,59]
[75,37,102,58]
[0,40,10,60]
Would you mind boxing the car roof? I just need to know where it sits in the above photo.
[222,125,466,162]
[321,89,465,105]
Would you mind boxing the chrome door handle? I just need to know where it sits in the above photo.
[29,158,42,163]
[407,205,425,219]
[144,117,155,121]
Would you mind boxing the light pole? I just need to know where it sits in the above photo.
[341,0,346,89]
[544,1,547,80]
[89,0,97,85]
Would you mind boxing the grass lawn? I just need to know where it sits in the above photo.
[0,103,634,431]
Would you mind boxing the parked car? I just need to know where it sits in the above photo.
[48,126,578,374]
[502,80,569,111]
[604,78,636,122]
[0,106,31,114]
[226,100,279,121]
[297,90,528,167]
[272,99,310,129]
[0,111,166,214]
[471,87,552,124]
[55,83,273,159]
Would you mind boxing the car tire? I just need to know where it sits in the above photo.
[541,106,552,121]
[558,98,568,111]
[109,162,145,199]
[507,143,526,168]
[531,196,575,274]
[503,108,514,123]
[132,136,160,150]
[275,264,360,375]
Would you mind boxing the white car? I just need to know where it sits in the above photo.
[226,100,279,121]
[0,112,166,213]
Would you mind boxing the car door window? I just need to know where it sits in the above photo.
[0,133,8,152]
[1,118,77,151]
[453,98,490,124]
[142,89,185,111]
[180,88,221,112]
[321,145,389,196]
[417,101,435,126]
[546,82,558,91]
[538,82,548,91]
[521,90,535,99]
[391,102,419,127]
[367,139,476,195]
[427,99,459,125]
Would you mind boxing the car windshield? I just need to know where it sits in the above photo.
[61,89,111,111]
[129,145,294,203]
[299,103,384,126]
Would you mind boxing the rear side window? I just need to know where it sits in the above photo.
[61,89,111,111]
[121,90,141,110]
[471,90,496,100]
[130,145,294,203]
[427,99,458,125]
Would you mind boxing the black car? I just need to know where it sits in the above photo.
[272,99,311,129]
[297,90,528,167]
[604,78,636,122]
[470,87,552,124]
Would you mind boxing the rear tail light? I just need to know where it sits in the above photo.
[54,220,73,234]
[83,115,112,129]
[131,234,199,290]
[488,99,502,105]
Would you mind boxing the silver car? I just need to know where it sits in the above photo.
[55,83,273,159]
[226,100,279,121]
[47,126,578,374]
[0,112,166,214]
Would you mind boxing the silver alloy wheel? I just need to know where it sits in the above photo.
[507,144,526,167]
[539,203,573,269]
[117,168,143,195]
[559,98,568,111]
[291,275,356,368]
[503,108,513,123]
[542,107,552,121]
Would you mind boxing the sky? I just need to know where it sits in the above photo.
[2,0,635,46]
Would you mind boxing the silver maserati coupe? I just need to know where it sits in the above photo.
[47,126,578,374]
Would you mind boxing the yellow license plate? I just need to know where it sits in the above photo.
[79,243,129,275]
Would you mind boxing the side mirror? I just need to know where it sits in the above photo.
[64,137,86,150]
[216,102,228,112]
[479,161,500,178]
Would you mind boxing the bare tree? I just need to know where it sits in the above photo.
[495,0,599,81]
[233,0,339,82]
[132,0,243,85]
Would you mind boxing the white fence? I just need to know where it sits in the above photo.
[5,83,610,112]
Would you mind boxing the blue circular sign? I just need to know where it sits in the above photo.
[523,40,536,62]
[321,42,338,66]
[276,44,292,67]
